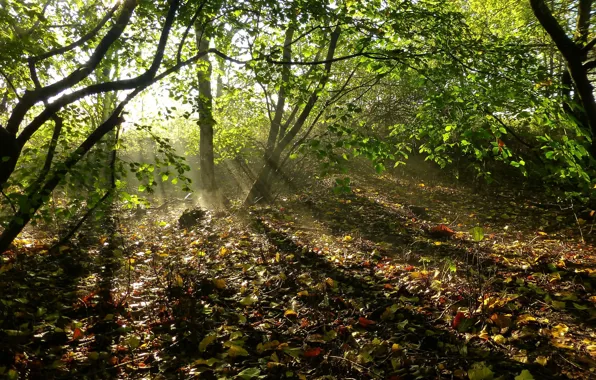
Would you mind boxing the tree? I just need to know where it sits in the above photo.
[0,0,222,252]
[530,0,596,156]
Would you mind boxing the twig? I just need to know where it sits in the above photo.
[572,210,585,243]
[327,355,380,378]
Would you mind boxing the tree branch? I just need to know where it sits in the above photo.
[29,3,120,64]
[176,0,207,64]
[5,0,137,136]
[15,0,180,147]
[278,26,341,151]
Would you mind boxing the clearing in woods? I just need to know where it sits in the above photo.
[1,160,595,379]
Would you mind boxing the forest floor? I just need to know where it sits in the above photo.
[1,160,596,379]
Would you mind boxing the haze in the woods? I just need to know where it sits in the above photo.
[1,0,596,379]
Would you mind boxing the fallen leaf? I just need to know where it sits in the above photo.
[535,356,548,366]
[453,312,465,329]
[72,328,84,341]
[284,309,298,318]
[515,369,534,380]
[228,345,249,357]
[237,367,261,379]
[551,324,569,338]
[358,317,375,327]
[212,278,226,289]
[467,362,493,380]
[240,295,258,306]
[199,334,217,353]
[304,347,323,357]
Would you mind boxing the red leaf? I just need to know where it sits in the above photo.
[452,312,465,329]
[497,138,505,153]
[430,224,456,238]
[358,317,375,327]
[304,347,323,357]
[73,328,84,341]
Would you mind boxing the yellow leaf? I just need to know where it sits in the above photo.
[391,343,401,352]
[434,241,442,246]
[515,369,534,380]
[219,246,229,256]
[512,352,528,363]
[492,334,506,344]
[516,314,536,325]
[478,328,489,341]
[297,290,309,297]
[537,231,547,236]
[535,356,548,366]
[325,278,335,287]
[551,324,569,338]
[284,309,298,318]
[552,339,574,349]
[343,235,353,242]
[467,362,493,380]
[418,183,425,187]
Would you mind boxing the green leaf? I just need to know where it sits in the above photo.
[240,295,258,306]
[468,362,494,380]
[126,335,141,349]
[199,334,217,352]
[469,226,484,242]
[515,370,534,380]
[228,344,249,357]
[236,367,261,379]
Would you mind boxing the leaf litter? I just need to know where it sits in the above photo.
[0,163,595,379]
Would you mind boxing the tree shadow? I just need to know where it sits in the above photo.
[246,213,567,379]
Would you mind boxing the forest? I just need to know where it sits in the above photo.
[1,0,596,379]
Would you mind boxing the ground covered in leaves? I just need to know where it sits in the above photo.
[1,162,596,379]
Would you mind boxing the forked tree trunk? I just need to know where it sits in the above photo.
[244,26,341,206]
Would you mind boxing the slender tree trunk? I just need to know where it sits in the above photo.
[244,26,341,206]
[195,23,218,203]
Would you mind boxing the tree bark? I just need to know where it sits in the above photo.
[195,23,218,203]
[530,0,596,155]
[244,26,341,205]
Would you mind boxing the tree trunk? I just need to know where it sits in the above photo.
[0,110,126,253]
[195,23,218,204]
[530,0,596,155]
[244,26,341,206]
[0,128,19,188]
